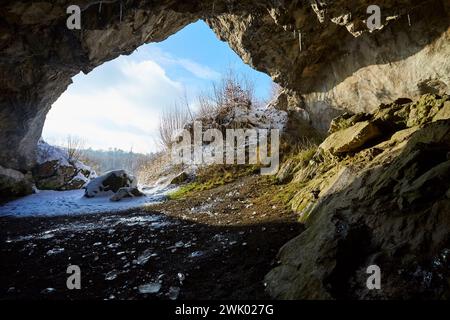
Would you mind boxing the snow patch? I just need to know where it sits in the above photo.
[0,186,173,217]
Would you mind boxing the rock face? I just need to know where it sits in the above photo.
[33,141,96,191]
[0,0,449,300]
[319,121,381,155]
[84,170,138,198]
[265,94,450,299]
[0,0,449,181]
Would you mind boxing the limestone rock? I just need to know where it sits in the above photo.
[328,112,372,134]
[110,187,144,202]
[433,101,450,121]
[84,170,137,198]
[0,165,33,200]
[266,101,450,299]
[319,121,382,155]
[32,141,96,191]
[406,94,450,127]
[0,0,449,179]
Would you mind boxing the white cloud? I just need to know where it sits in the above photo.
[43,56,185,153]
[145,47,221,80]
[176,58,221,80]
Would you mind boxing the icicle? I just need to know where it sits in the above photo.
[119,1,123,22]
[407,14,411,26]
[298,31,302,52]
[293,29,296,39]
[99,1,102,13]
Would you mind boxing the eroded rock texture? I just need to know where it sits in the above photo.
[1,1,449,181]
[265,94,450,299]
[0,0,449,300]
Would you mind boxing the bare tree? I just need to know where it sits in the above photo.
[157,67,265,150]
[196,68,257,120]
[158,102,191,150]
[66,135,86,163]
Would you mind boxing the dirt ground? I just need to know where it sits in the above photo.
[0,175,303,300]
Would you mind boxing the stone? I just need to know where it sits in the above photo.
[319,121,382,155]
[406,94,449,127]
[85,170,137,198]
[0,0,449,182]
[0,165,33,199]
[433,101,450,121]
[266,114,450,300]
[138,283,161,294]
[32,141,95,191]
[328,112,372,134]
[110,187,144,202]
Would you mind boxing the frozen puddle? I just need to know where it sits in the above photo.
[0,186,173,217]
[5,213,173,243]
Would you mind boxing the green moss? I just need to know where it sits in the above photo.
[291,146,317,169]
[167,183,200,200]
[274,182,305,204]
[167,164,259,200]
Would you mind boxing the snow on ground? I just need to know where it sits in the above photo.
[0,186,174,217]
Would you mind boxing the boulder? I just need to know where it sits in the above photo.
[266,116,450,300]
[328,112,372,134]
[319,121,381,155]
[110,187,145,202]
[33,141,96,191]
[0,165,33,200]
[84,170,137,198]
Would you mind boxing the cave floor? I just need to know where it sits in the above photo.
[0,176,302,300]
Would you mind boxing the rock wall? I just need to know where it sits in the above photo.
[265,94,450,299]
[0,1,449,189]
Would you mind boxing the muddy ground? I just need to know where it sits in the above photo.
[0,176,303,300]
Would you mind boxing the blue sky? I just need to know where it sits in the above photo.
[43,20,273,154]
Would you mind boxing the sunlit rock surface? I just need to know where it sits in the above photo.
[0,0,448,174]
[265,94,450,299]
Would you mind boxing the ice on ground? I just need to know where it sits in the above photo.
[0,185,173,217]
[134,249,157,265]
[138,282,161,294]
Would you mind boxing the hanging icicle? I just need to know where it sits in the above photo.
[407,14,411,26]
[298,30,302,52]
[99,1,102,13]
[293,29,296,39]
[119,1,123,22]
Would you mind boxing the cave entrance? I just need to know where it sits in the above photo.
[42,20,273,177]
